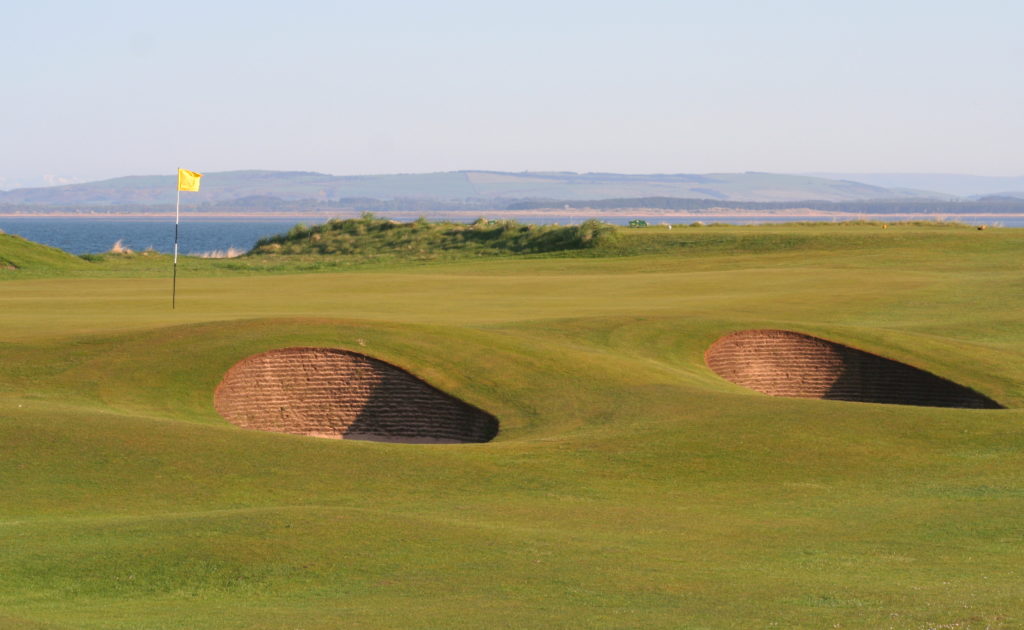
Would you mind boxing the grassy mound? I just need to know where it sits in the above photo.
[249,214,617,257]
[0,231,88,275]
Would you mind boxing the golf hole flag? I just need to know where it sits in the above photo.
[172,168,203,309]
[178,168,202,192]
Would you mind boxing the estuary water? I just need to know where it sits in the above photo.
[0,217,309,255]
[1,214,1021,255]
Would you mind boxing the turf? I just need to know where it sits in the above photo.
[1,223,1023,628]
[0,233,89,275]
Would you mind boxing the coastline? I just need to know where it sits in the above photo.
[4,208,1024,221]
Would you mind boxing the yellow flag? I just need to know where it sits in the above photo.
[177,169,202,192]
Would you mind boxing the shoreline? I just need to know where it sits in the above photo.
[4,209,1024,221]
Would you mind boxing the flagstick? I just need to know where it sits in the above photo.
[172,184,180,309]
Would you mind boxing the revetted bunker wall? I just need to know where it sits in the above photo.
[214,347,499,443]
[705,329,1002,409]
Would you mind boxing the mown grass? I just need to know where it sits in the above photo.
[1,223,1023,628]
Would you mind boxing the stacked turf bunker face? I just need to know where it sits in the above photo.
[706,329,1003,409]
[215,331,1001,444]
[214,347,499,443]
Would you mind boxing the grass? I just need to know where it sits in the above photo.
[1,222,1023,628]
[249,214,618,258]
[0,232,90,274]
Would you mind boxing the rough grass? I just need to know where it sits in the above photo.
[1,225,1023,628]
[249,214,618,258]
[0,232,89,275]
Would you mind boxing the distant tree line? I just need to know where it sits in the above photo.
[506,196,1024,214]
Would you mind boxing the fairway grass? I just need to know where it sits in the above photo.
[1,224,1023,628]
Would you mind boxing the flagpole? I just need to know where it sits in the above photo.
[173,179,180,309]
[171,168,201,309]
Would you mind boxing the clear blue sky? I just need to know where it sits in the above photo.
[3,0,1022,188]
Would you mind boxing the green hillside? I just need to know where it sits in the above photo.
[1,223,1023,628]
[0,232,88,274]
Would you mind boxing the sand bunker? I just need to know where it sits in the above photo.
[214,347,499,443]
[705,329,1002,409]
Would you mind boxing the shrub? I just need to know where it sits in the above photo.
[246,217,619,259]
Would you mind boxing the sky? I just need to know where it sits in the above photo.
[3,0,1022,189]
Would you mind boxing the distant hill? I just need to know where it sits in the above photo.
[808,172,1024,198]
[0,170,944,207]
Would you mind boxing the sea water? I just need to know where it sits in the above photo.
[0,218,309,255]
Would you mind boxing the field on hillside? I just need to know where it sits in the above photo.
[2,223,1023,629]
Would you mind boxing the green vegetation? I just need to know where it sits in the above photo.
[1,218,997,281]
[0,232,89,274]
[249,214,618,258]
[1,223,1023,628]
